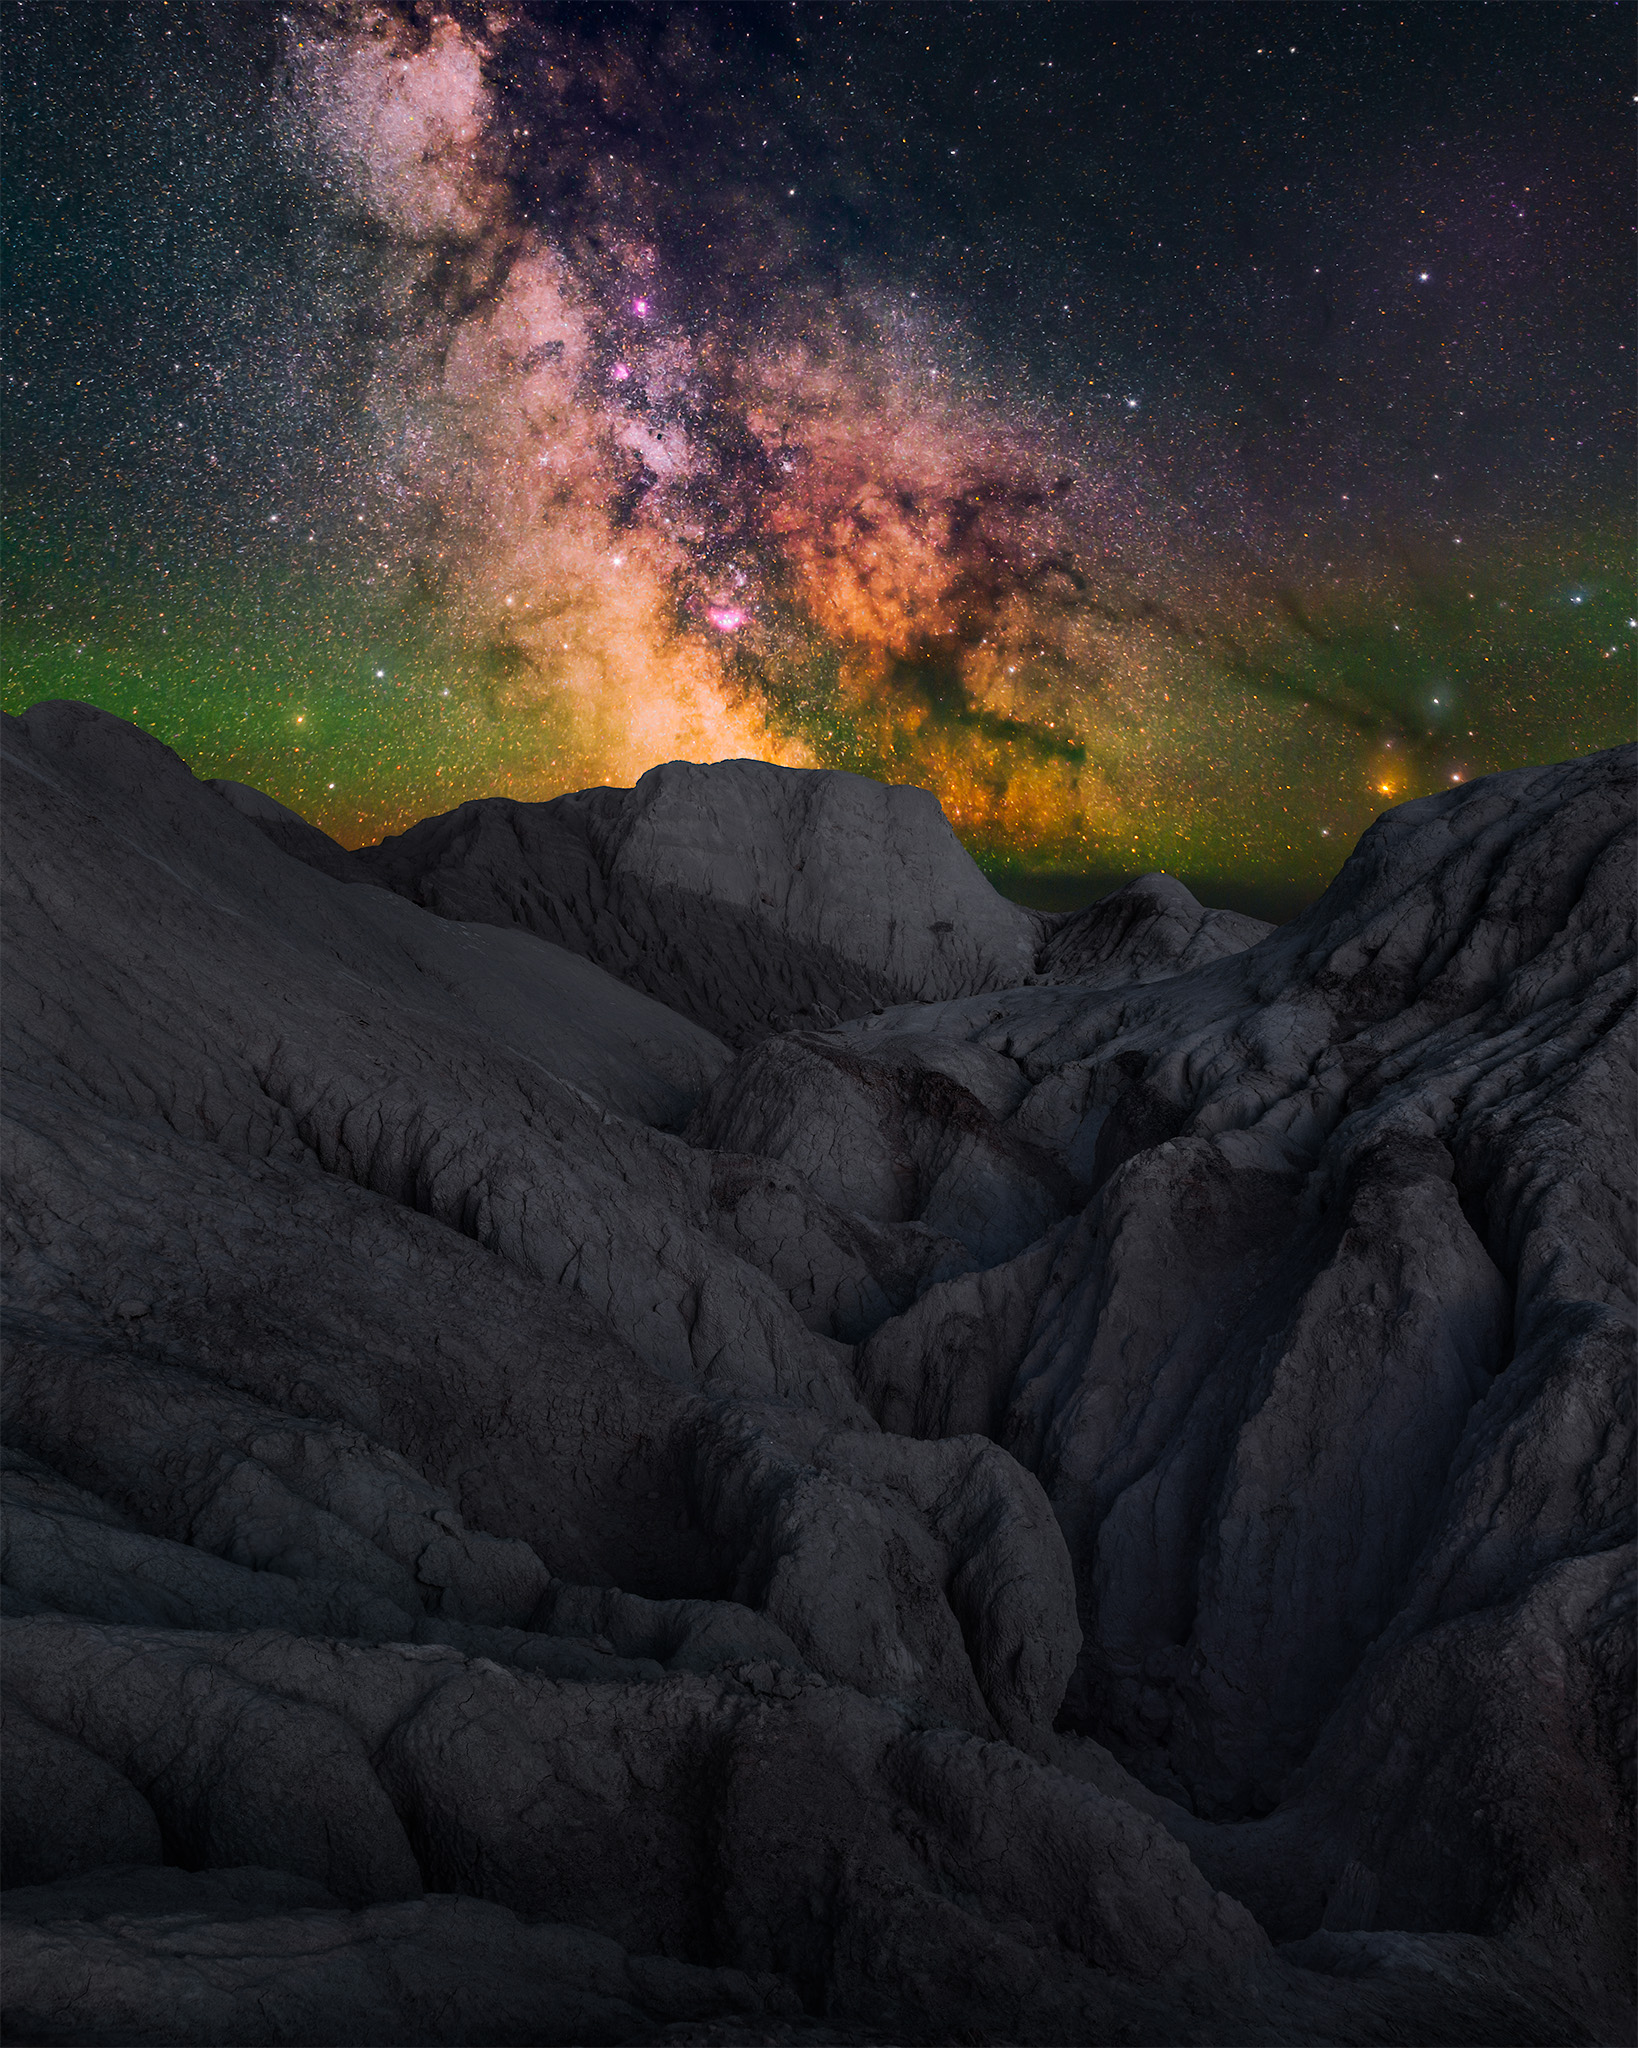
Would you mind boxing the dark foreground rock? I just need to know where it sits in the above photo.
[1,701,1631,2046]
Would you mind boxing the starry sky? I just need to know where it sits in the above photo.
[5,1,1633,915]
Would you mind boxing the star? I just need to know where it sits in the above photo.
[6,0,1623,898]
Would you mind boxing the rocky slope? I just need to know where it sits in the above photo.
[2,700,1631,2046]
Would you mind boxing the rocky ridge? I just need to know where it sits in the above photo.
[2,700,1631,2046]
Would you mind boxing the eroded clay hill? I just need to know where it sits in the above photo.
[2,700,1632,2047]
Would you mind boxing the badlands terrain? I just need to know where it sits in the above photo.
[1,700,1632,2045]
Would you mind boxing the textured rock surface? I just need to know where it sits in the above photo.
[350,759,1046,1045]
[2,700,1630,2046]
[1039,868,1274,988]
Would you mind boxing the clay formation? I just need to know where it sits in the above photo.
[2,701,1631,2044]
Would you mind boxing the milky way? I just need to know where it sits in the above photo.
[5,2,1633,908]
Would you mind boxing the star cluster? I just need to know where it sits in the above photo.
[5,1,1632,911]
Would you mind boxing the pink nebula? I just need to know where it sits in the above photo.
[608,362,632,382]
[706,605,747,631]
[631,297,650,317]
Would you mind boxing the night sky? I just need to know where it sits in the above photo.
[5,1,1633,914]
